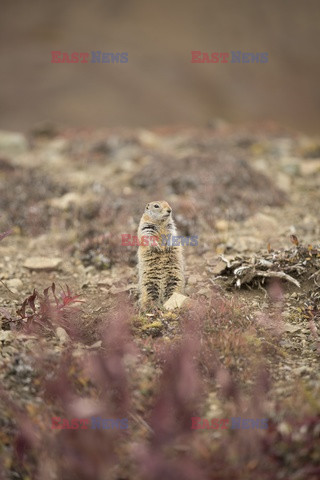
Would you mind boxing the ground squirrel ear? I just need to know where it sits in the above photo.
[145,203,150,210]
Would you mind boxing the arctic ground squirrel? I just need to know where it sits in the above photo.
[137,201,185,310]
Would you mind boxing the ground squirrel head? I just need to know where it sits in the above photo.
[144,201,172,223]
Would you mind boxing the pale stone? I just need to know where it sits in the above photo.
[7,278,23,292]
[284,323,301,333]
[50,192,84,210]
[211,261,227,275]
[188,274,203,285]
[97,277,113,287]
[276,173,291,192]
[164,292,188,310]
[215,219,229,232]
[138,129,160,148]
[300,159,320,176]
[23,257,62,271]
[0,330,14,341]
[56,327,70,343]
[0,131,27,155]
[70,398,103,417]
[196,288,211,297]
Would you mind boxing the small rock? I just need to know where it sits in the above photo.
[284,323,302,333]
[277,422,292,435]
[197,287,211,298]
[56,327,70,344]
[211,261,227,275]
[276,173,291,192]
[88,340,102,349]
[0,330,14,342]
[6,278,23,293]
[188,274,202,285]
[23,257,62,271]
[97,277,113,287]
[0,131,28,155]
[70,398,103,417]
[50,192,84,210]
[138,130,160,148]
[164,293,189,310]
[300,159,320,176]
[215,219,229,232]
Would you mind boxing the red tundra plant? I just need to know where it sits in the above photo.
[1,298,136,480]
[87,294,137,416]
[133,304,206,480]
[1,286,319,480]
[16,282,85,341]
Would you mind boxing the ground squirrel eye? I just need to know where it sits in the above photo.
[154,204,160,208]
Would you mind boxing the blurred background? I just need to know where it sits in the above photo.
[1,0,320,133]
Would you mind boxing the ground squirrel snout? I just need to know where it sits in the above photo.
[137,201,185,310]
